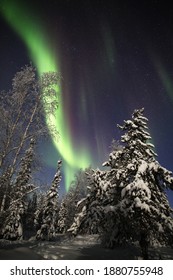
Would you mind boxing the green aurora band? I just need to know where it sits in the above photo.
[0,1,92,190]
[154,59,173,103]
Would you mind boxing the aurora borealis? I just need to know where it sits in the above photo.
[1,0,173,204]
[0,0,92,189]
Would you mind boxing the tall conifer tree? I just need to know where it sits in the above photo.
[69,109,173,259]
[35,160,62,240]
[1,139,35,240]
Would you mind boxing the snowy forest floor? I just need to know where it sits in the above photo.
[0,234,173,260]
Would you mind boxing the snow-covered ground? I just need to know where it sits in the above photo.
[0,235,173,260]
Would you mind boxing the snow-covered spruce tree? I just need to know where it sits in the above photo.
[0,168,13,233]
[58,185,79,234]
[68,108,173,257]
[102,108,173,257]
[68,140,122,247]
[68,168,107,235]
[1,138,35,240]
[59,185,82,234]
[68,142,123,239]
[58,168,91,233]
[35,160,62,241]
[34,192,45,233]
[23,192,38,239]
[58,199,68,233]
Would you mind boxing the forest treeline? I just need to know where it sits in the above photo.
[0,66,173,260]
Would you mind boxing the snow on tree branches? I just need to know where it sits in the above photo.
[69,108,173,258]
[1,139,35,240]
[35,160,62,240]
[58,168,91,233]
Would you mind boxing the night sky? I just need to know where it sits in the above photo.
[0,0,173,205]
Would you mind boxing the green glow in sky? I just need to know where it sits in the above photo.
[155,60,173,103]
[0,0,91,189]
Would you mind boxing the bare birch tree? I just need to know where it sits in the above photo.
[0,65,60,212]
